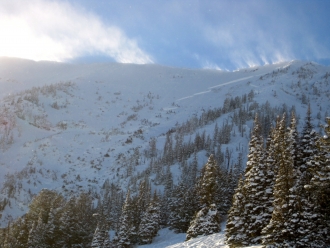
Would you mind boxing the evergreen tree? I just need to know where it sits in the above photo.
[91,225,103,248]
[27,212,47,248]
[262,114,297,247]
[286,172,324,247]
[74,193,97,246]
[241,114,274,244]
[3,218,29,248]
[299,104,318,172]
[158,165,173,226]
[138,192,161,245]
[115,191,135,248]
[284,112,324,247]
[1,190,96,248]
[186,204,220,241]
[196,154,221,208]
[186,155,222,240]
[58,197,77,247]
[226,114,275,246]
[44,207,57,246]
[168,183,198,233]
[245,114,263,174]
[129,179,151,244]
[225,177,249,247]
[91,223,112,248]
[306,116,330,246]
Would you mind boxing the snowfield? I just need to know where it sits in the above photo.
[138,228,262,248]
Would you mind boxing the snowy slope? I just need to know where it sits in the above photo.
[0,57,329,231]
[137,224,262,248]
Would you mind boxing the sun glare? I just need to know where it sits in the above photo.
[0,18,67,62]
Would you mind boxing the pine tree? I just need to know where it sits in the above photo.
[44,207,57,246]
[138,192,161,245]
[225,177,249,247]
[290,112,300,163]
[168,183,198,233]
[186,154,221,240]
[74,192,96,247]
[25,189,65,247]
[286,173,324,247]
[129,179,151,244]
[262,114,297,247]
[282,112,325,247]
[299,104,318,172]
[245,114,263,174]
[306,116,330,246]
[27,212,47,248]
[186,204,220,241]
[91,223,112,248]
[3,218,29,248]
[226,114,275,247]
[158,165,173,226]
[91,225,103,248]
[58,197,77,247]
[115,191,135,248]
[241,114,274,244]
[196,154,220,208]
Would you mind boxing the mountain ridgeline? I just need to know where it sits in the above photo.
[0,58,329,247]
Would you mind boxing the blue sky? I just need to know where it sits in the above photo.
[1,0,330,70]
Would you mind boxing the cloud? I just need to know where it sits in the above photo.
[199,1,330,69]
[0,0,153,64]
[203,16,292,68]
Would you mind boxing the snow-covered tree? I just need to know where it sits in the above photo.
[226,114,275,246]
[305,116,330,246]
[27,212,47,248]
[138,192,161,245]
[276,113,320,246]
[241,114,274,244]
[2,217,29,248]
[91,225,103,248]
[128,178,151,243]
[225,177,249,247]
[58,197,77,247]
[91,223,112,248]
[298,104,318,172]
[186,204,220,241]
[115,191,135,248]
[168,183,198,233]
[186,154,222,241]
[196,154,221,208]
[262,114,297,246]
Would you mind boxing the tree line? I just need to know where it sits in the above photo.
[226,106,330,247]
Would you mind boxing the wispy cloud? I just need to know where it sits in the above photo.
[199,1,330,69]
[0,0,153,64]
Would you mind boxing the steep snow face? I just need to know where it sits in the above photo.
[0,58,329,226]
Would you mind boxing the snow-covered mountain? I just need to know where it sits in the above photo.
[0,57,329,232]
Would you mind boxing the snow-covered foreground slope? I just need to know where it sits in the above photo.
[137,220,262,248]
[0,57,329,229]
[138,228,262,248]
[140,228,228,248]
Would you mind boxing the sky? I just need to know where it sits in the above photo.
[1,0,330,71]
